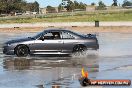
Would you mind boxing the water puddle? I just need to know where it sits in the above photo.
[0,32,132,88]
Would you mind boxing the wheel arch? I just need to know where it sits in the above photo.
[14,44,30,54]
[72,44,86,52]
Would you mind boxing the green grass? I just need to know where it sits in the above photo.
[0,10,132,23]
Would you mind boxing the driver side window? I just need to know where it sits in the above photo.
[40,32,61,40]
[44,32,53,39]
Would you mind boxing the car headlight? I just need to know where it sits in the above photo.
[7,43,11,46]
[3,43,11,46]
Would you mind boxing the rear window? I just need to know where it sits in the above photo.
[62,31,75,39]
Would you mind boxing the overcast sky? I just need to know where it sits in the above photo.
[27,0,123,7]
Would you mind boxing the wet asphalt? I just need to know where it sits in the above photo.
[0,32,132,88]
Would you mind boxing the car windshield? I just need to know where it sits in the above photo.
[32,31,43,39]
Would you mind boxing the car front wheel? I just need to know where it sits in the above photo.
[15,45,29,57]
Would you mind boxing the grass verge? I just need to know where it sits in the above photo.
[0,10,132,23]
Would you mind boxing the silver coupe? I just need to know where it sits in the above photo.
[3,28,99,57]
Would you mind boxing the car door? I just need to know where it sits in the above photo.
[61,31,78,53]
[33,31,63,54]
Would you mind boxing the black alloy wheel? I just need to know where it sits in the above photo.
[15,45,29,57]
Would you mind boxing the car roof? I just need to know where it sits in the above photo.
[44,28,71,32]
[43,28,83,38]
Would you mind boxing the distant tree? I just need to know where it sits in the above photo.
[58,0,67,11]
[65,0,75,11]
[91,2,96,6]
[79,2,86,10]
[74,1,80,9]
[112,0,118,6]
[58,4,63,12]
[32,1,39,12]
[0,1,7,14]
[96,1,106,10]
[122,0,132,7]
[46,6,56,13]
[58,0,87,12]
[5,0,23,13]
[0,0,39,14]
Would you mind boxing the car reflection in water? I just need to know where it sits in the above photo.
[36,84,61,88]
[3,56,99,71]
[3,54,99,88]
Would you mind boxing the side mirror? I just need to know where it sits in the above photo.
[40,36,44,41]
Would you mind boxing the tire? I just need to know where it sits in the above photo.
[15,45,29,57]
[73,45,86,55]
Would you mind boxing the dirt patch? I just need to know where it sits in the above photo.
[0,26,132,33]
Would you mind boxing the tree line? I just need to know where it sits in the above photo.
[46,0,132,12]
[47,0,87,12]
[0,0,39,14]
[0,0,132,14]
[59,0,87,11]
[122,0,132,7]
[95,0,132,10]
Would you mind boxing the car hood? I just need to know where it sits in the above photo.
[5,37,34,44]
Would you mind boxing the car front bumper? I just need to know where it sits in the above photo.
[3,46,15,55]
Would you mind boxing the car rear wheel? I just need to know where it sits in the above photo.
[73,45,86,55]
[15,45,29,57]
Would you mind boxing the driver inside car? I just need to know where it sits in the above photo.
[53,32,60,39]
